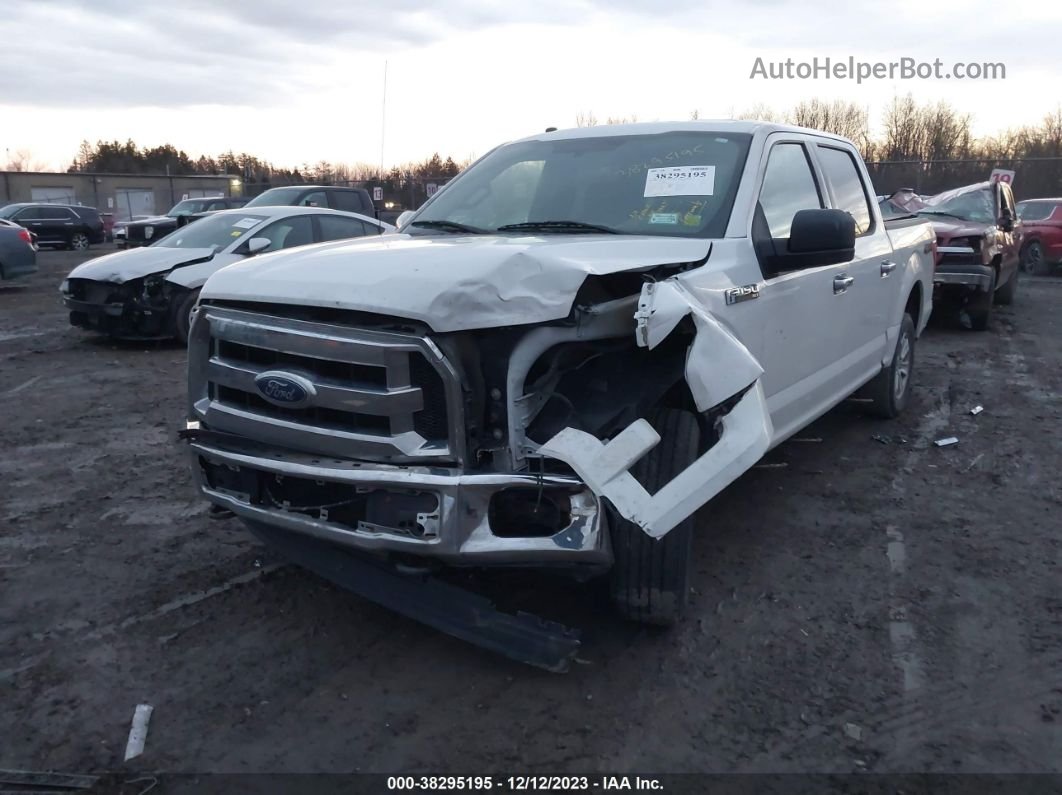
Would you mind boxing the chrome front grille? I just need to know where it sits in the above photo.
[188,305,464,463]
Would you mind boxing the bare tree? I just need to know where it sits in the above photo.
[785,99,872,159]
[575,110,598,128]
[733,103,783,122]
[4,147,47,172]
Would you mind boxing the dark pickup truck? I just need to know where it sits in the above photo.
[123,197,247,248]
[243,185,378,218]
[887,181,1022,331]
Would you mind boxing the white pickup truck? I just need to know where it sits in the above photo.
[184,121,934,636]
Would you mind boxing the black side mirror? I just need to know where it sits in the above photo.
[768,209,855,272]
[999,214,1015,232]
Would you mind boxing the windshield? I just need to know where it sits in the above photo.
[244,187,305,208]
[0,205,21,219]
[917,185,995,223]
[168,199,212,216]
[412,131,752,238]
[152,213,267,252]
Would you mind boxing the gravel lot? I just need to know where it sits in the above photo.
[2,247,1061,776]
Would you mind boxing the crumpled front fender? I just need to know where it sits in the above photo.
[538,280,772,538]
[539,382,772,538]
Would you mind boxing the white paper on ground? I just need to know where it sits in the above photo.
[124,704,154,761]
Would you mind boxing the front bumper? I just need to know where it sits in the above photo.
[189,430,610,569]
[933,263,995,292]
[62,291,170,338]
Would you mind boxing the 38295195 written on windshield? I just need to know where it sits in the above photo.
[413,132,753,238]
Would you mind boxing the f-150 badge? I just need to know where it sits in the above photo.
[725,284,761,305]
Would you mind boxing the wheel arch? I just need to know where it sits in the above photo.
[904,281,923,330]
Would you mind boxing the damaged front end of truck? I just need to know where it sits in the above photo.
[182,123,780,666]
[183,257,773,668]
[186,252,771,560]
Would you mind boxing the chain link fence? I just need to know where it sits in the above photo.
[867,158,1062,200]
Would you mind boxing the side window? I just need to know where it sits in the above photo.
[300,191,328,208]
[816,146,873,235]
[318,215,373,242]
[206,200,227,211]
[254,216,315,251]
[329,191,360,213]
[12,208,36,221]
[757,143,822,239]
[41,207,73,220]
[1017,202,1051,221]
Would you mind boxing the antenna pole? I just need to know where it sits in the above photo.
[380,60,388,178]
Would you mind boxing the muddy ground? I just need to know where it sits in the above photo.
[2,247,1061,778]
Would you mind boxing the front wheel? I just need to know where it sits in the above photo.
[1021,242,1044,275]
[994,266,1018,306]
[172,288,201,344]
[608,408,700,626]
[863,313,916,419]
[68,232,90,251]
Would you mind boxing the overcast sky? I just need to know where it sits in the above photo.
[1,0,1058,170]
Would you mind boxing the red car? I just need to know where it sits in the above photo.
[1017,198,1062,274]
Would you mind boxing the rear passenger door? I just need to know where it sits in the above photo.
[748,138,864,438]
[315,214,379,243]
[812,143,891,381]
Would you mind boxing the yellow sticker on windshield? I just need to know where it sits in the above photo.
[231,230,242,237]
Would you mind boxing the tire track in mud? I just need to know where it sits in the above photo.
[744,311,1061,771]
[859,310,1062,768]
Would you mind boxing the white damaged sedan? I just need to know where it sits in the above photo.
[60,206,392,342]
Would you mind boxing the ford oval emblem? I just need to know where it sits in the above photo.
[254,371,317,408]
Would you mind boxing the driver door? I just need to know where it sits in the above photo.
[742,138,863,440]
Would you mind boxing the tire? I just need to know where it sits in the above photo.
[994,266,1018,306]
[608,408,700,626]
[172,288,201,344]
[1021,241,1044,275]
[965,269,996,331]
[863,313,915,419]
[68,232,90,251]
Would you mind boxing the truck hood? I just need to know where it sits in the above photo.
[200,233,712,331]
[66,246,218,283]
[926,218,988,239]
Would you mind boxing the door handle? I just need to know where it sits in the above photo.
[880,260,897,277]
[833,274,854,294]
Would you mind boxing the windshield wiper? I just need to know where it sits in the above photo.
[496,220,621,234]
[917,210,966,219]
[408,219,487,234]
